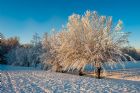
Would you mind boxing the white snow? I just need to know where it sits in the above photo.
[0,66,140,93]
[0,65,140,93]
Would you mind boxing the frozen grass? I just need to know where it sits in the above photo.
[0,70,140,93]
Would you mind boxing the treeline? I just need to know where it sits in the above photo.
[0,33,46,69]
[0,34,19,64]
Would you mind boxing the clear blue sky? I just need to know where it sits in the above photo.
[0,0,140,48]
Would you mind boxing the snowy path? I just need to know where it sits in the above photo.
[0,71,140,93]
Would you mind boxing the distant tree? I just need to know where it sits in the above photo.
[0,33,5,63]
[41,32,53,70]
[5,37,19,50]
[28,33,43,68]
[0,33,4,41]
[122,47,140,61]
[31,33,41,46]
[46,11,134,78]
[0,34,19,64]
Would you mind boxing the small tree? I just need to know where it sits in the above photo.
[31,33,41,46]
[29,33,43,67]
[44,11,134,78]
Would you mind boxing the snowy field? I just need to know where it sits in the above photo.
[0,64,140,93]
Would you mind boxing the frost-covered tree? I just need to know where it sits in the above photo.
[46,11,134,78]
[6,46,30,66]
[28,33,43,68]
[31,33,41,46]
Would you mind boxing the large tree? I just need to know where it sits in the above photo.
[43,11,134,78]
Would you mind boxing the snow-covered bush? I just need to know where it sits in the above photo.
[5,46,29,66]
[43,11,134,78]
[5,33,43,68]
[6,44,43,68]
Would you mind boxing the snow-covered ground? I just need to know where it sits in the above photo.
[0,64,140,93]
[105,68,140,81]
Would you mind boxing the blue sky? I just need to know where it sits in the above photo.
[0,0,140,48]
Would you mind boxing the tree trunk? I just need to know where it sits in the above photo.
[96,67,101,79]
[79,68,84,76]
[55,63,62,72]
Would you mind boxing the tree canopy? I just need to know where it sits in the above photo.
[44,11,135,72]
